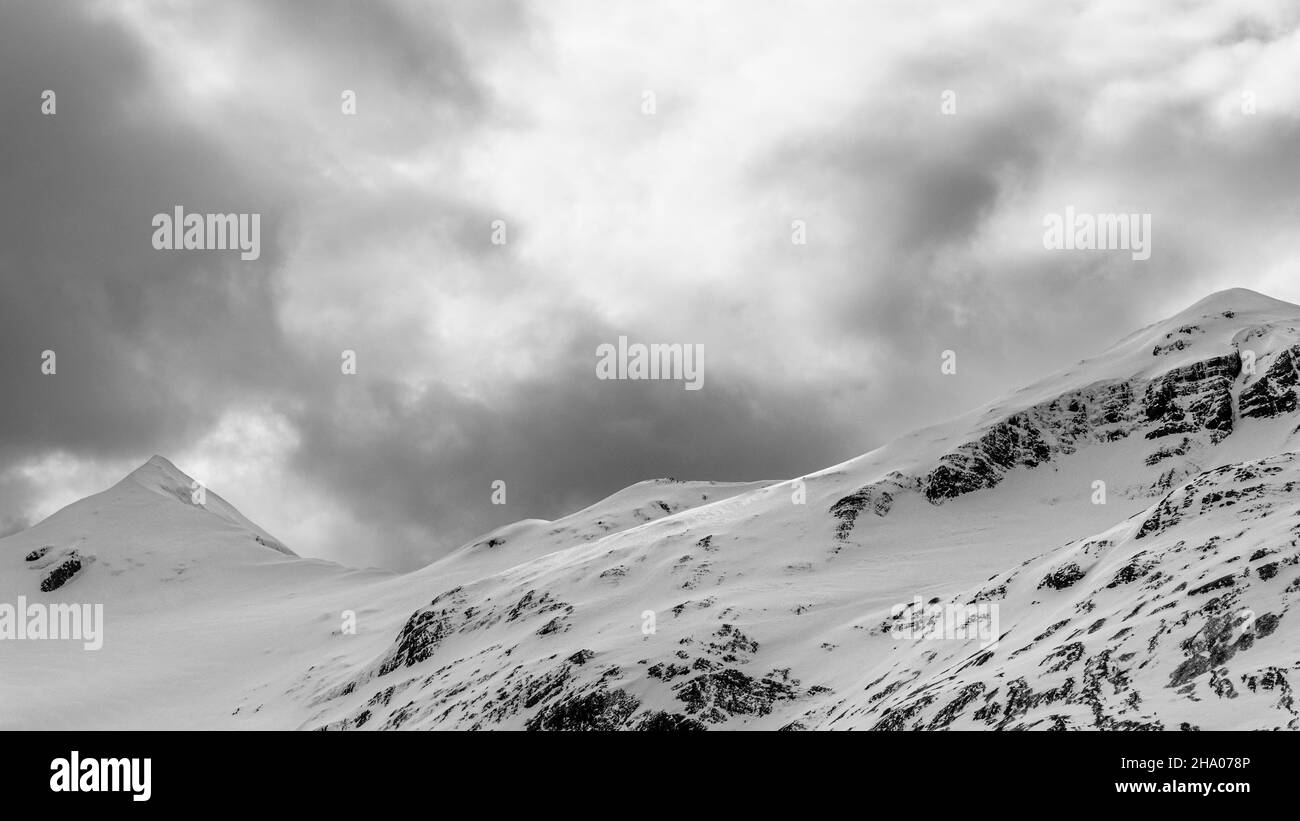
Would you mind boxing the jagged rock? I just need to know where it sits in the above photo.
[674,667,802,722]
[1240,346,1300,419]
[829,484,894,539]
[525,687,641,731]
[1039,563,1086,590]
[633,711,708,731]
[926,412,1053,503]
[40,554,83,592]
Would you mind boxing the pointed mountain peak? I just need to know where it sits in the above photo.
[114,455,296,556]
[125,454,200,499]
[139,454,188,475]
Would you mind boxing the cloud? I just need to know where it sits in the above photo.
[3,0,1300,568]
[0,1,292,470]
[285,309,864,567]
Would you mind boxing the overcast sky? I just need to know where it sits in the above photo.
[2,0,1299,569]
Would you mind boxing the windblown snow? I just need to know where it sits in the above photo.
[3,288,1299,730]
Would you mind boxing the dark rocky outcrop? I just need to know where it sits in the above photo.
[1141,353,1239,441]
[674,667,803,723]
[1039,562,1086,590]
[526,687,641,731]
[829,484,893,539]
[1240,346,1300,419]
[40,554,83,592]
[633,711,708,731]
[926,412,1053,503]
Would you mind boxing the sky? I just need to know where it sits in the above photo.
[2,0,1299,570]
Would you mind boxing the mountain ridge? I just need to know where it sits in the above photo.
[4,288,1300,730]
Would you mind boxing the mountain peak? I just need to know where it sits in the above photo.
[116,455,296,556]
[126,454,199,499]
[1174,287,1298,318]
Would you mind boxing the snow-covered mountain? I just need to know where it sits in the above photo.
[3,288,1299,730]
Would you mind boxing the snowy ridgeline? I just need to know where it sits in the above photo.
[2,288,1300,730]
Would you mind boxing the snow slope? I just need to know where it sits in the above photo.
[3,288,1300,730]
[842,453,1300,730]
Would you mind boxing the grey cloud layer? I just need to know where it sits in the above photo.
[0,2,290,468]
[3,1,1299,567]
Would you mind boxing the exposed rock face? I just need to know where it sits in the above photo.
[633,711,708,731]
[926,353,1243,505]
[20,543,92,592]
[376,589,467,677]
[309,589,828,730]
[825,453,1300,731]
[826,343,1263,540]
[526,687,641,731]
[1240,346,1300,419]
[829,472,919,539]
[674,667,804,723]
[830,484,894,539]
[1141,353,1240,441]
[926,411,1055,503]
[1039,562,1086,590]
[370,586,574,680]
[40,555,83,592]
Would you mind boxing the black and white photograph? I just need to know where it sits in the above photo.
[2,0,1298,804]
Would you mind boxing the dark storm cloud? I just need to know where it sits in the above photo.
[744,89,1072,437]
[288,311,860,568]
[0,0,508,538]
[0,1,292,470]
[4,0,1300,570]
